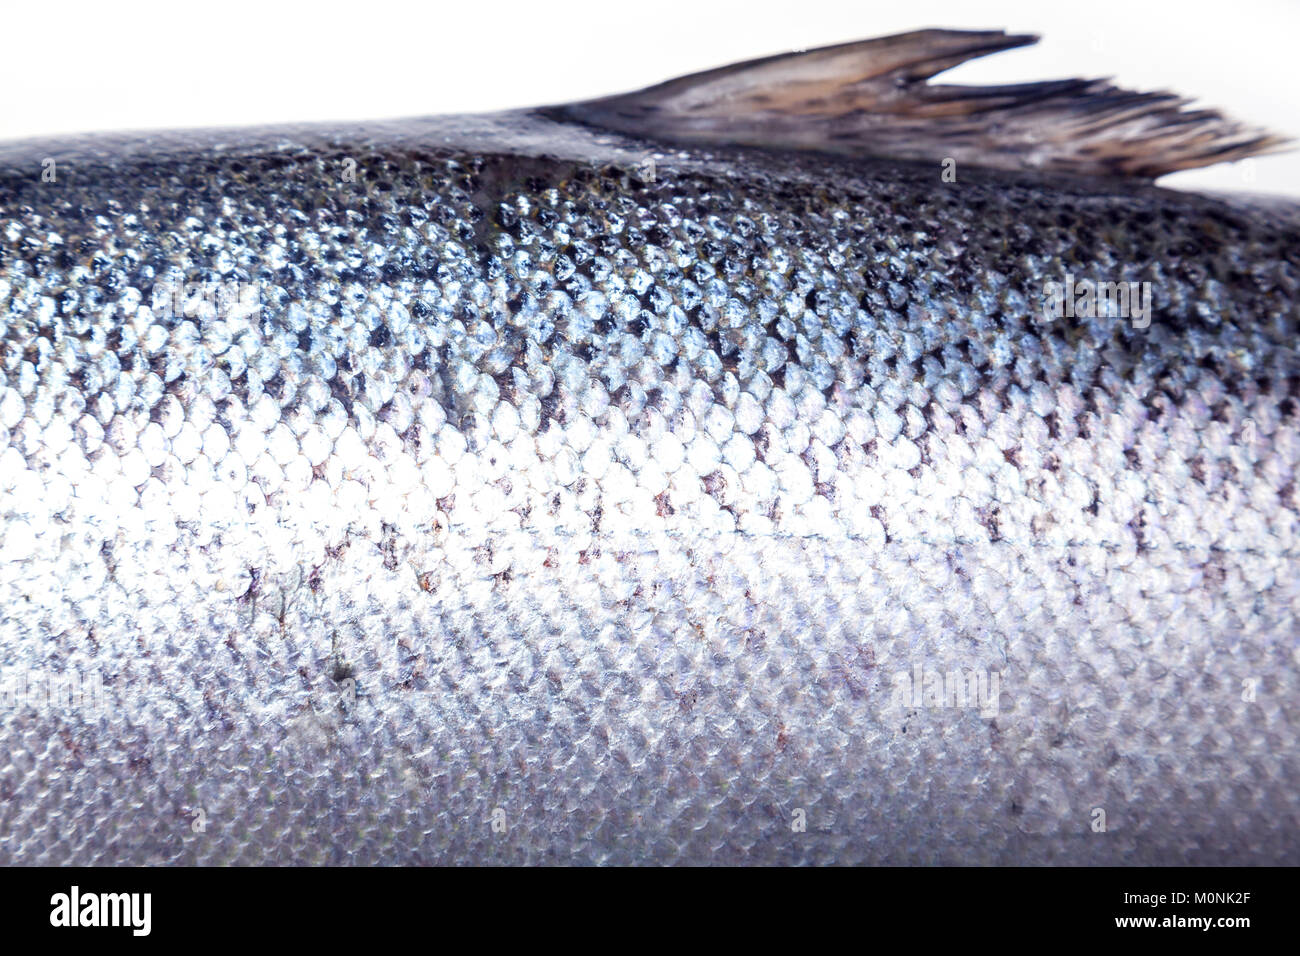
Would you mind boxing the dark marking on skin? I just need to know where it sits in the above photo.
[1201,560,1228,588]
[237,568,262,615]
[766,497,783,524]
[263,370,286,400]
[58,728,85,768]
[701,470,726,500]
[380,522,400,571]
[328,374,353,411]
[1279,479,1296,506]
[99,539,118,582]
[1129,512,1149,552]
[203,687,236,733]
[900,709,918,735]
[1044,412,1060,440]
[831,645,877,700]
[869,504,890,543]
[977,506,1003,543]
[126,743,152,775]
[539,390,566,426]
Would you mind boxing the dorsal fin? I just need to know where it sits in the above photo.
[553,29,1288,178]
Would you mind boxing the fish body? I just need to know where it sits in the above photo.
[0,33,1298,865]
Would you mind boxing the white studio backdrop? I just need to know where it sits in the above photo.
[0,0,1296,197]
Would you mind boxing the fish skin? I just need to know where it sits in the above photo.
[0,106,1298,866]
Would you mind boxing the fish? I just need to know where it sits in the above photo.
[0,28,1297,865]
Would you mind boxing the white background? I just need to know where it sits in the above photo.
[2,0,1295,196]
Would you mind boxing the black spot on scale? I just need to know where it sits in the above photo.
[331,659,355,683]
[646,226,674,248]
[369,324,392,348]
[701,470,726,499]
[263,370,286,400]
[539,391,566,427]
[328,375,353,412]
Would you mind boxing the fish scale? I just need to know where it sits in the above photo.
[0,49,1298,865]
